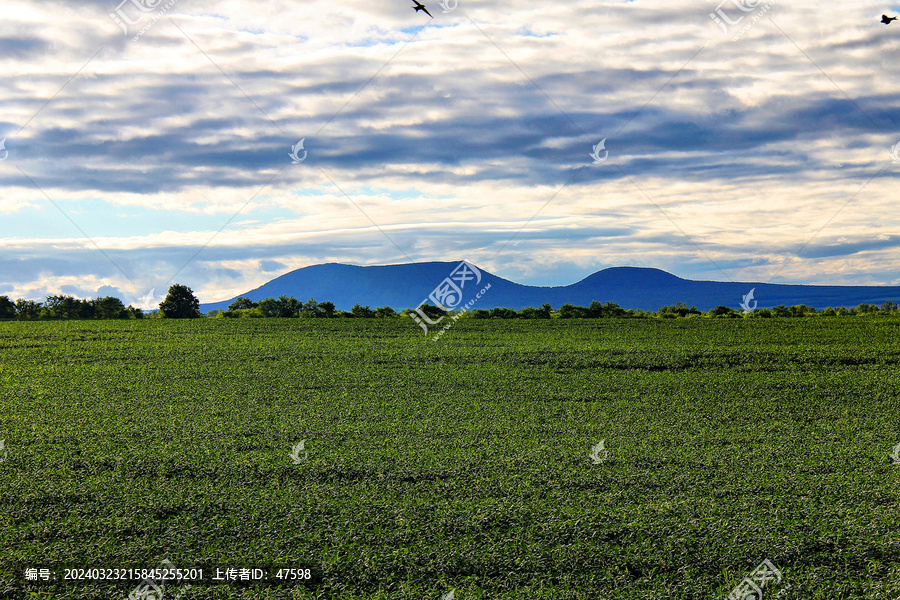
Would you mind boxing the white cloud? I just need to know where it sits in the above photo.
[0,0,898,302]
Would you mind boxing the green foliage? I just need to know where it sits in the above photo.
[789,304,816,317]
[536,303,553,318]
[771,304,790,317]
[317,301,336,318]
[93,296,128,319]
[44,295,83,319]
[159,284,201,319]
[656,301,701,318]
[708,304,736,317]
[0,296,15,319]
[1,318,899,599]
[351,303,375,318]
[255,295,306,318]
[516,306,536,319]
[374,306,397,318]
[227,296,256,311]
[275,295,301,317]
[14,300,42,320]
[256,297,281,318]
[414,303,443,319]
[6,287,900,323]
[488,307,518,319]
[300,297,320,318]
[558,303,586,318]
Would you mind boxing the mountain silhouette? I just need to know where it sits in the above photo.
[198,262,900,313]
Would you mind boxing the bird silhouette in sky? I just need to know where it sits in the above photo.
[882,14,897,24]
[412,0,434,18]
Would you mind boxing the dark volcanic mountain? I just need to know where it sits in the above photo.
[198,262,900,313]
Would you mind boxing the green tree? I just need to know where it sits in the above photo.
[788,304,815,317]
[93,296,127,319]
[95,297,120,319]
[256,297,280,318]
[274,295,300,318]
[228,297,256,311]
[0,296,16,319]
[374,306,397,318]
[159,284,201,319]
[657,302,691,318]
[15,299,42,320]
[587,300,605,318]
[318,301,336,318]
[559,303,588,318]
[603,302,626,317]
[79,299,97,319]
[771,304,790,317]
[351,304,375,318]
[708,305,735,317]
[300,298,320,318]
[517,306,536,319]
[44,295,82,319]
[535,303,552,319]
[414,304,444,320]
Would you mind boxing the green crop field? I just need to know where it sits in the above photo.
[1,317,899,599]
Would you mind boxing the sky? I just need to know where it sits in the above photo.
[1,0,899,306]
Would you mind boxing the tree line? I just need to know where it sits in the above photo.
[1,284,899,321]
[0,284,201,320]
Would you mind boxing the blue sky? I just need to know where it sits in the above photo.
[1,0,899,306]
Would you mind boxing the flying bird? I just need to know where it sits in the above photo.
[882,14,897,24]
[412,0,434,18]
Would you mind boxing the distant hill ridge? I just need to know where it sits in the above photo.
[198,262,900,313]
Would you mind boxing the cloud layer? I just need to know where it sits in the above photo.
[1,0,899,304]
